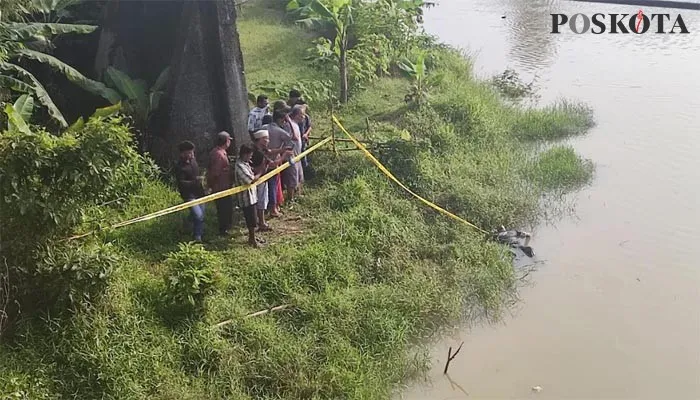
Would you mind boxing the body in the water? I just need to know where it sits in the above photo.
[492,226,535,258]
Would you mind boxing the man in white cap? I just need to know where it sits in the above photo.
[250,129,292,232]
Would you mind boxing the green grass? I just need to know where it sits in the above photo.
[0,1,597,399]
[529,145,595,191]
[512,99,595,141]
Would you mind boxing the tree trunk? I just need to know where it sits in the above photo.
[153,0,249,168]
[339,42,349,104]
[93,0,249,168]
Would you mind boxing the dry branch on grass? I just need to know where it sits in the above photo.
[214,304,292,328]
[443,341,464,374]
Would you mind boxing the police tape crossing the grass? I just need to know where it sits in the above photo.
[67,117,488,240]
[65,137,332,241]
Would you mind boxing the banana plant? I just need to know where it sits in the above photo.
[287,0,353,103]
[5,93,34,134]
[0,12,120,128]
[103,66,170,151]
[4,92,120,134]
[397,51,441,107]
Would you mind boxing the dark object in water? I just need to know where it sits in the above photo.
[492,225,535,258]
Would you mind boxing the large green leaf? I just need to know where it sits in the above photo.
[308,0,336,21]
[29,0,82,17]
[151,66,170,92]
[8,22,96,41]
[148,91,162,115]
[104,66,144,101]
[0,62,67,126]
[0,74,34,93]
[13,94,34,122]
[5,103,32,134]
[14,49,121,103]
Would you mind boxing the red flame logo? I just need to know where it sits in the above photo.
[635,9,644,33]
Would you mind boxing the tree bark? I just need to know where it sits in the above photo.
[93,0,249,168]
[154,0,249,168]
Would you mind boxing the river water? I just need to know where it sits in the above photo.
[399,1,700,399]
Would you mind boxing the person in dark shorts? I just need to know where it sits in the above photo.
[174,140,205,242]
[234,144,262,247]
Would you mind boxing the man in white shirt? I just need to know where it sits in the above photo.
[247,95,269,140]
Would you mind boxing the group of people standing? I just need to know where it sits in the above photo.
[174,90,313,248]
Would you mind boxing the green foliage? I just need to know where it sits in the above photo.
[0,7,119,127]
[164,243,221,312]
[0,115,156,245]
[103,66,169,151]
[397,51,441,107]
[512,99,595,141]
[33,241,120,310]
[4,100,31,133]
[19,0,83,24]
[0,115,157,320]
[249,78,334,110]
[528,145,595,192]
[0,373,56,400]
[287,0,354,102]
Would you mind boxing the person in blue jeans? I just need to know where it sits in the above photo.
[175,141,206,242]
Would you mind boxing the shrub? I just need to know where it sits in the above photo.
[0,115,157,323]
[164,243,222,314]
[0,115,158,257]
[31,242,120,311]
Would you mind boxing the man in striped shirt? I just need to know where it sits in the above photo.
[235,144,262,247]
[247,95,269,140]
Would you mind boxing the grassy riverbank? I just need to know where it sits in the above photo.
[0,1,594,399]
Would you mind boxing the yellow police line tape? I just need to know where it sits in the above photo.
[331,115,488,235]
[66,117,488,241]
[65,137,333,241]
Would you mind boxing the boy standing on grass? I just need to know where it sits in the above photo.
[174,140,205,242]
[235,144,262,248]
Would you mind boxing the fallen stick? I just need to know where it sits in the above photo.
[213,304,292,328]
[443,341,464,374]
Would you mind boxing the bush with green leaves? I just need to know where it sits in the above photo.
[164,243,222,313]
[0,114,157,321]
[32,241,120,311]
[0,115,157,249]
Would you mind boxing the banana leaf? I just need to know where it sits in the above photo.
[5,103,32,134]
[8,22,96,41]
[13,94,34,122]
[0,62,67,127]
[15,49,121,104]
